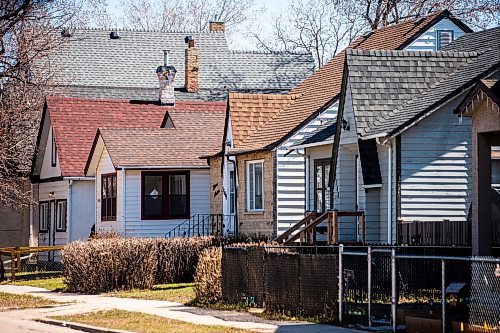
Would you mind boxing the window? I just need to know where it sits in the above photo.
[39,202,49,232]
[142,171,190,219]
[56,200,67,231]
[247,161,264,211]
[314,159,331,212]
[51,130,57,167]
[229,170,235,214]
[437,30,453,50]
[101,173,117,221]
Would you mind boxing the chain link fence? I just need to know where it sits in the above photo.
[0,246,64,282]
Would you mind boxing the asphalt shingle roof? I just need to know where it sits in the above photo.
[357,27,500,138]
[229,10,458,152]
[51,29,314,100]
[45,96,225,176]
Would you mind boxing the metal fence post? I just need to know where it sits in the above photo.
[441,259,446,333]
[367,246,372,327]
[391,247,396,333]
[338,244,344,324]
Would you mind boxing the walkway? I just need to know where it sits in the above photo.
[0,285,365,333]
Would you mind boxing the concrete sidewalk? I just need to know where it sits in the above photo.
[0,285,365,333]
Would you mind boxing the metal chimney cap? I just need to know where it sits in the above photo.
[184,36,193,43]
[109,31,120,39]
[61,28,72,37]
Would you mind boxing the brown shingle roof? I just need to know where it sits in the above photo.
[231,10,466,152]
[45,96,225,176]
[229,93,301,149]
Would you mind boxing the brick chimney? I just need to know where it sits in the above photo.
[209,21,225,32]
[156,50,177,106]
[184,36,199,93]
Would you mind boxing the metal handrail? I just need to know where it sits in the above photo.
[166,214,234,238]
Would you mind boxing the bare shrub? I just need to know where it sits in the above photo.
[194,247,222,304]
[88,230,120,240]
[155,237,215,283]
[62,238,157,293]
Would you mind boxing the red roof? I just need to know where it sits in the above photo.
[45,96,225,176]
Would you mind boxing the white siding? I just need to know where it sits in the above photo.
[405,18,466,51]
[70,181,95,241]
[124,169,211,237]
[40,123,61,180]
[399,97,472,223]
[275,101,338,235]
[38,181,68,246]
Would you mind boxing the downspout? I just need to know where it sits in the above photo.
[68,180,73,242]
[387,141,393,244]
[226,156,238,237]
[121,167,126,236]
[29,184,34,246]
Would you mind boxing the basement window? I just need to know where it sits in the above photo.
[247,160,264,211]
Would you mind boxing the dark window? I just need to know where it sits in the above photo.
[314,159,331,213]
[142,171,190,219]
[56,200,67,231]
[437,30,454,50]
[101,173,117,221]
[39,202,49,232]
[51,130,57,167]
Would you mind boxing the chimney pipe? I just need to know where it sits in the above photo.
[163,50,170,66]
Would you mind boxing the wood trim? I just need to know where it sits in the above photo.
[101,173,117,222]
[55,199,68,232]
[39,201,49,233]
[141,170,191,220]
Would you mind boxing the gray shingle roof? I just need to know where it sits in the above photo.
[347,27,500,138]
[293,119,336,147]
[51,29,314,100]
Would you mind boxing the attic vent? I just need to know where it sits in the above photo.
[61,28,71,37]
[110,31,120,39]
[161,112,175,128]
[413,17,425,25]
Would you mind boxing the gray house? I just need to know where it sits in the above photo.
[292,27,500,245]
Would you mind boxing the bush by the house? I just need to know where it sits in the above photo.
[62,238,157,293]
[62,236,216,293]
[194,247,222,304]
[155,237,215,283]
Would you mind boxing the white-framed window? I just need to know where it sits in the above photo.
[247,160,264,211]
[56,200,67,231]
[51,130,57,167]
[437,30,453,50]
[39,202,49,232]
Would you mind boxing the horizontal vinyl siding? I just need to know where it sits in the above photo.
[405,18,466,51]
[276,102,338,235]
[399,101,472,223]
[124,169,210,237]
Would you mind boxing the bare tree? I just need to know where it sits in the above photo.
[339,0,500,30]
[120,0,259,34]
[0,0,70,207]
[252,0,364,68]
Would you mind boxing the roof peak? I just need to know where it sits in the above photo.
[229,49,312,56]
[346,48,480,58]
[68,27,225,34]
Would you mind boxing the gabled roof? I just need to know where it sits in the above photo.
[345,49,480,138]
[34,96,225,178]
[228,93,301,149]
[292,119,336,149]
[357,27,500,138]
[52,29,314,100]
[228,10,467,153]
[455,79,500,116]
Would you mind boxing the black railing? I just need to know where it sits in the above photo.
[166,214,235,238]
[397,220,471,246]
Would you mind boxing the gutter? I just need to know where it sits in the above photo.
[115,165,210,170]
[288,139,334,150]
[63,177,95,181]
[377,137,393,244]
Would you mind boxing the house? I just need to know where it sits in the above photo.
[296,27,499,245]
[31,23,314,245]
[208,10,472,239]
[455,79,500,255]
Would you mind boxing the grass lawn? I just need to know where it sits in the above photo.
[7,277,66,291]
[0,292,58,311]
[51,309,260,333]
[107,282,195,303]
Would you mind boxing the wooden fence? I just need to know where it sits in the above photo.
[0,246,64,281]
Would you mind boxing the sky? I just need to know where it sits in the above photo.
[104,0,294,50]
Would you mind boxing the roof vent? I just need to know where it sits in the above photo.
[109,31,120,39]
[413,17,425,25]
[61,28,71,37]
